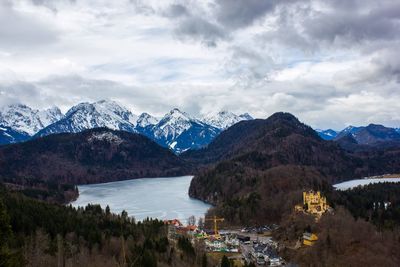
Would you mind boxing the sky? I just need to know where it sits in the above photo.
[0,0,399,130]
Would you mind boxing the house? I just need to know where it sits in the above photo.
[164,219,182,227]
[303,232,318,246]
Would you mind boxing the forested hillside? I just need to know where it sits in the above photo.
[0,185,205,267]
[0,128,191,202]
[188,113,400,224]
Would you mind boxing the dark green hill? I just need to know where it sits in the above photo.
[187,112,400,223]
[0,128,191,202]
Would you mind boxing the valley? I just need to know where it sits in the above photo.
[2,110,400,266]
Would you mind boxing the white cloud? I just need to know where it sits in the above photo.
[0,0,399,130]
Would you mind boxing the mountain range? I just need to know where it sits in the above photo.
[2,100,400,154]
[0,104,63,135]
[317,125,400,146]
[0,100,252,153]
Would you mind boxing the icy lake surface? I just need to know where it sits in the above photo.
[71,175,211,223]
[333,177,400,190]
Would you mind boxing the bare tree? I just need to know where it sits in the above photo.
[188,215,196,226]
[198,217,204,229]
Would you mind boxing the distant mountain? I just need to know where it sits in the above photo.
[335,124,400,146]
[202,111,253,130]
[0,104,63,135]
[0,128,190,186]
[35,100,137,137]
[146,108,221,153]
[185,112,356,173]
[0,125,30,145]
[136,112,159,128]
[316,129,338,140]
[1,101,254,153]
[335,125,363,140]
[36,104,222,153]
[334,133,360,151]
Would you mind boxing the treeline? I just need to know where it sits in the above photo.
[0,185,202,267]
[333,183,400,230]
[2,176,78,203]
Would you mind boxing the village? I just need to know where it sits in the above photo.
[164,190,331,266]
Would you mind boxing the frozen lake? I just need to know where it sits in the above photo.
[333,177,400,190]
[71,175,211,223]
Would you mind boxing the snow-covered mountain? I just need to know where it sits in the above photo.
[334,126,363,140]
[136,113,159,129]
[146,108,221,153]
[0,125,30,145]
[153,109,197,141]
[1,101,255,153]
[238,113,253,121]
[334,124,400,145]
[315,129,338,140]
[0,104,63,135]
[203,111,253,130]
[36,100,137,137]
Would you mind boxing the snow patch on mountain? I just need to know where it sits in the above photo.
[0,125,31,145]
[88,131,123,145]
[316,129,338,140]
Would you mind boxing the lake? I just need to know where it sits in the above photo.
[333,177,400,190]
[71,175,211,224]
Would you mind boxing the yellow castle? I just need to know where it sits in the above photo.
[295,190,329,217]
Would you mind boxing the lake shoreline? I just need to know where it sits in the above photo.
[70,175,212,223]
[333,177,400,190]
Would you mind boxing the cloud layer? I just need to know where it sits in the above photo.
[0,0,399,129]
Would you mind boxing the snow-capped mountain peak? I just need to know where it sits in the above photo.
[36,100,138,136]
[0,104,63,135]
[239,113,253,121]
[156,108,196,138]
[165,108,195,121]
[203,110,253,130]
[38,106,63,127]
[136,113,159,128]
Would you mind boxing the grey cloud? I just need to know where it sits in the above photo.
[213,0,277,29]
[0,82,41,107]
[129,0,155,15]
[304,1,400,44]
[0,3,59,48]
[163,4,189,18]
[174,16,227,47]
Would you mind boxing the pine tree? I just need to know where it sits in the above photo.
[221,255,230,267]
[202,253,208,267]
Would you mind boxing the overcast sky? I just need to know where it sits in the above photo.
[0,0,399,129]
